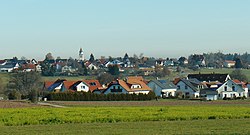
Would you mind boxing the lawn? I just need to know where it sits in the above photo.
[0,119,250,135]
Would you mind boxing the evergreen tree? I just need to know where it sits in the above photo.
[89,53,95,63]
[235,58,243,69]
[108,65,120,75]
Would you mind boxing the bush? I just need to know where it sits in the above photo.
[46,92,155,101]
[8,90,21,100]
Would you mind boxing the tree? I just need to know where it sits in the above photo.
[30,89,38,103]
[97,73,115,85]
[7,71,42,96]
[89,54,95,63]
[108,65,120,75]
[45,53,54,60]
[230,70,248,82]
[41,60,56,76]
[235,58,243,69]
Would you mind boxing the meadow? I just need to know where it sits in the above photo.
[1,101,250,134]
[1,105,250,126]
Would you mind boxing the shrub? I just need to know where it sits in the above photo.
[46,92,155,101]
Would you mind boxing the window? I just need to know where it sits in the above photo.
[224,86,227,91]
[185,85,188,90]
[177,85,180,90]
[218,94,220,97]
[90,82,96,86]
[81,86,85,89]
[232,86,235,91]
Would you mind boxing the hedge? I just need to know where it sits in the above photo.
[46,91,156,101]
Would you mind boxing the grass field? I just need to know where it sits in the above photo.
[1,100,250,134]
[1,119,250,135]
[1,105,250,126]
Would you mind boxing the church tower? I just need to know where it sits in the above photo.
[79,48,84,61]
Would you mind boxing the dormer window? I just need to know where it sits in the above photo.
[90,82,96,86]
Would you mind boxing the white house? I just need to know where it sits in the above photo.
[223,60,235,68]
[216,80,245,99]
[70,81,90,92]
[103,77,152,95]
[0,62,20,72]
[103,80,129,94]
[147,80,177,97]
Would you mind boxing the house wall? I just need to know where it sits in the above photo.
[176,81,197,98]
[104,85,128,94]
[162,89,177,97]
[147,82,163,97]
[206,95,218,101]
[76,82,89,92]
[129,90,150,95]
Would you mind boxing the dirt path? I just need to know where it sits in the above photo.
[37,102,68,108]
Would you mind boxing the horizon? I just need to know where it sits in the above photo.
[1,0,249,60]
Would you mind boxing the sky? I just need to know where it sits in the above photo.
[0,0,250,60]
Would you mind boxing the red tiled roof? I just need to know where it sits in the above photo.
[225,60,236,63]
[233,79,241,84]
[0,60,6,64]
[44,81,54,89]
[83,80,102,92]
[21,64,36,69]
[63,81,77,90]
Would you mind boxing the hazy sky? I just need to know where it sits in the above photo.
[0,0,249,60]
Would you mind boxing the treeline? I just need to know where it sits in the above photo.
[46,91,156,101]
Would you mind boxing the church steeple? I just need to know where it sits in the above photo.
[79,48,84,61]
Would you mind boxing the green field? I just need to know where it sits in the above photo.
[1,106,250,126]
[1,101,250,134]
[1,119,250,135]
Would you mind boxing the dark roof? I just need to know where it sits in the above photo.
[187,73,229,83]
[0,62,18,68]
[180,79,199,92]
[200,89,218,95]
[150,80,177,89]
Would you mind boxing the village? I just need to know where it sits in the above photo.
[0,48,250,101]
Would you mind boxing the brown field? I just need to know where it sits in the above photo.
[0,101,42,108]
[48,99,250,107]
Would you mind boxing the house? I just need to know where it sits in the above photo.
[20,64,36,72]
[65,81,89,92]
[187,73,231,83]
[224,60,235,68]
[44,79,67,92]
[0,60,6,65]
[216,80,246,99]
[200,89,218,101]
[155,59,165,67]
[44,79,102,93]
[175,79,206,98]
[85,62,98,70]
[0,62,20,72]
[147,80,177,98]
[103,77,152,95]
